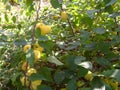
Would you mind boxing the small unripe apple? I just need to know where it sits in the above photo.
[77,81,85,87]
[84,71,93,81]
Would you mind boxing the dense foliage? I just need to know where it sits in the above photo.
[0,0,120,90]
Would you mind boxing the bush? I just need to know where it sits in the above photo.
[0,0,120,90]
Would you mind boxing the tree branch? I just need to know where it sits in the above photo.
[60,2,75,36]
[32,0,41,44]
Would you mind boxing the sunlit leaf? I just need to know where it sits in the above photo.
[26,49,34,66]
[93,28,106,34]
[78,61,93,70]
[12,16,16,23]
[48,56,64,65]
[26,0,33,7]
[74,56,86,65]
[50,0,61,9]
[106,0,117,7]
[102,69,120,81]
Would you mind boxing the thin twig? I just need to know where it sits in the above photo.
[67,18,75,36]
[60,2,75,36]
[32,0,41,44]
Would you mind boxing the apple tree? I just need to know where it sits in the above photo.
[0,0,120,90]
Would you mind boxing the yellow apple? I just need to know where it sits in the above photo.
[20,76,30,86]
[35,23,45,30]
[34,50,41,62]
[26,68,37,76]
[61,11,68,20]
[21,61,30,71]
[31,80,42,90]
[41,25,51,35]
[23,44,31,53]
[35,23,51,35]
[33,43,44,52]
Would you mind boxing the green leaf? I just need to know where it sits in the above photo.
[85,42,96,51]
[35,28,41,38]
[64,70,75,79]
[77,66,88,78]
[93,28,106,34]
[38,85,52,90]
[0,41,5,45]
[74,56,86,65]
[29,73,47,81]
[65,41,80,50]
[102,69,120,81]
[80,30,91,40]
[66,78,77,90]
[56,41,66,49]
[26,49,34,66]
[40,67,53,82]
[65,55,77,70]
[26,0,33,7]
[1,35,7,41]
[5,13,9,22]
[39,41,54,50]
[3,0,8,4]
[6,5,11,10]
[28,4,34,12]
[109,12,120,18]
[14,40,27,46]
[97,41,110,52]
[94,57,111,67]
[91,77,105,90]
[54,71,65,84]
[11,72,21,83]
[81,88,91,90]
[80,16,93,26]
[48,56,64,66]
[106,0,117,7]
[12,16,16,23]
[104,5,113,14]
[78,61,93,70]
[38,35,49,41]
[2,25,16,29]
[87,10,99,18]
[50,0,61,9]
